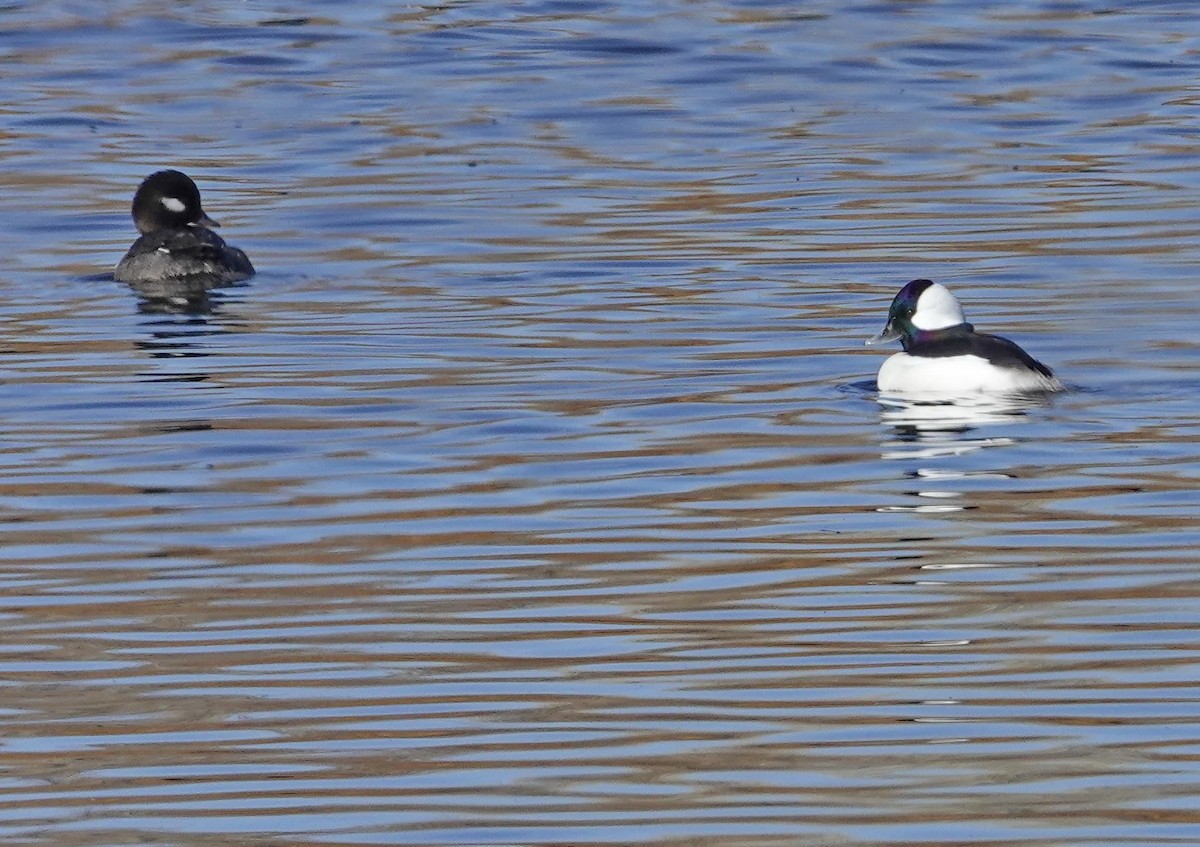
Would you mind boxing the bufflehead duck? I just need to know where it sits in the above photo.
[114,170,254,285]
[866,279,1063,396]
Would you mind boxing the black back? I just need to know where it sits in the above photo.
[907,323,1056,378]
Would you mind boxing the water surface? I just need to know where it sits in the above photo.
[2,2,1200,845]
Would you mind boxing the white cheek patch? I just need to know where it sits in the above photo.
[161,196,187,213]
[912,284,967,330]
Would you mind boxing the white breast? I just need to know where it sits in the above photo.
[877,352,1062,397]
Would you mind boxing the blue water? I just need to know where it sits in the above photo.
[2,2,1200,845]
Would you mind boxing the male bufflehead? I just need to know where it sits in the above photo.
[114,170,254,285]
[866,279,1063,396]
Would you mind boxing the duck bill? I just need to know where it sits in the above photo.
[193,211,221,228]
[865,321,901,346]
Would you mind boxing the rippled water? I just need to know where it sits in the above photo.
[3,2,1200,845]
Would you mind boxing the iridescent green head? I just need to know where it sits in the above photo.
[866,279,966,350]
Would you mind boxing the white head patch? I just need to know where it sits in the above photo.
[161,196,187,214]
[911,283,967,330]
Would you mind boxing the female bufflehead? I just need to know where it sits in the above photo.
[866,279,1063,396]
[114,170,254,285]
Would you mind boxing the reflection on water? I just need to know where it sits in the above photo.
[877,392,1048,460]
[124,276,245,317]
[2,1,1200,845]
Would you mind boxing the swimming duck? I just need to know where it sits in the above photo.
[115,169,254,285]
[866,279,1063,396]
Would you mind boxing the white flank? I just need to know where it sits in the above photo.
[878,352,1063,397]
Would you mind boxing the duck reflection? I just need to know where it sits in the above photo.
[126,275,242,317]
[875,393,1053,513]
[878,393,1050,460]
[125,279,248,368]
